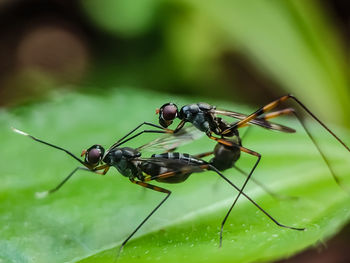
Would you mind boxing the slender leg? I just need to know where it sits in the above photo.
[117,180,171,258]
[291,111,347,190]
[206,164,305,246]
[240,126,252,142]
[263,108,295,121]
[115,122,171,144]
[110,129,170,149]
[266,108,348,190]
[233,166,297,201]
[206,132,236,147]
[193,151,214,159]
[145,164,304,233]
[238,109,296,133]
[173,119,186,133]
[193,148,287,200]
[35,166,102,198]
[222,95,350,191]
[223,95,292,132]
[217,146,261,247]
[223,95,349,152]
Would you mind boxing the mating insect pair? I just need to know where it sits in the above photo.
[13,94,349,258]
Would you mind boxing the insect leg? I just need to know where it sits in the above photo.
[117,180,171,258]
[36,165,109,198]
[290,110,347,190]
[141,164,303,248]
[206,164,305,247]
[240,125,252,141]
[111,129,170,149]
[116,122,172,144]
[94,165,110,175]
[216,146,261,247]
[193,151,214,159]
[222,95,350,191]
[35,167,93,198]
[258,107,347,190]
[222,95,291,133]
[239,108,296,133]
[173,119,186,133]
[207,133,236,147]
[193,147,290,200]
[223,95,349,152]
[263,108,295,120]
[233,165,297,201]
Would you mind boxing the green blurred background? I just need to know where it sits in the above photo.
[0,0,348,126]
[0,0,349,262]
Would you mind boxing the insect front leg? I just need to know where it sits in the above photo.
[35,166,105,198]
[116,122,171,144]
[117,179,171,258]
[109,122,175,150]
[233,165,297,201]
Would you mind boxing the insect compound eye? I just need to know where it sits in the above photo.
[161,103,178,121]
[85,145,105,165]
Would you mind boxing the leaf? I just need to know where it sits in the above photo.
[1,88,349,263]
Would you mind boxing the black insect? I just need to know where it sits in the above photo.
[13,127,304,258]
[156,100,296,146]
[155,95,350,230]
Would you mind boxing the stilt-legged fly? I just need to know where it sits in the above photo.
[13,126,304,258]
[155,95,350,241]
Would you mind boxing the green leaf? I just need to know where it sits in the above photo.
[1,88,349,263]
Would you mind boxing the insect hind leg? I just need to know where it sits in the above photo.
[223,94,350,192]
[206,164,304,247]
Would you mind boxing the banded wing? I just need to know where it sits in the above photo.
[213,109,296,133]
[137,126,203,153]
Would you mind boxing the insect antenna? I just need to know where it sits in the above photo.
[12,127,86,166]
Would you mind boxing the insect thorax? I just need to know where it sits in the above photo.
[180,103,215,133]
[104,148,142,179]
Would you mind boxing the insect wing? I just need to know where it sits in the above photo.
[139,157,205,181]
[137,126,203,153]
[213,109,295,133]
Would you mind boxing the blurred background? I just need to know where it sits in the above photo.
[0,0,348,262]
[0,0,348,126]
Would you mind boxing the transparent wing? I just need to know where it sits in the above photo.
[137,126,203,153]
[213,109,295,133]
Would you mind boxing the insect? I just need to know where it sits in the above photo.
[13,126,304,258]
[155,95,350,237]
[156,95,349,154]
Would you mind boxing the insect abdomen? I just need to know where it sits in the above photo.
[152,152,205,165]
